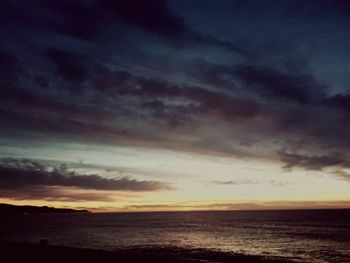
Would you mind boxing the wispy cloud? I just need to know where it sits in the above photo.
[122,200,350,211]
[209,180,290,187]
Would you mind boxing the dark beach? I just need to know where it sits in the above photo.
[0,240,296,263]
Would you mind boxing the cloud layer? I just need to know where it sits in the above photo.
[0,158,171,201]
[1,0,350,192]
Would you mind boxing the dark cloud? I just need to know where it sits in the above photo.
[0,186,115,202]
[0,0,350,187]
[102,0,186,36]
[0,1,98,40]
[0,0,187,40]
[332,170,350,182]
[119,77,260,121]
[234,65,322,104]
[201,0,350,21]
[279,151,349,171]
[0,51,19,83]
[36,1,107,40]
[0,158,171,191]
[45,48,89,88]
[322,93,350,113]
[307,0,350,18]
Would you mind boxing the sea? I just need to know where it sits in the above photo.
[1,209,350,263]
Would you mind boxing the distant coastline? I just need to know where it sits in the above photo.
[0,203,90,214]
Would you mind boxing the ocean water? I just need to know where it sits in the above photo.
[1,209,350,263]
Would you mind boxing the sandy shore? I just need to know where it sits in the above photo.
[0,240,297,263]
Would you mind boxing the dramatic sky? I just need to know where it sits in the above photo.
[1,0,350,211]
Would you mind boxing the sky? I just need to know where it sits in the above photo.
[1,0,350,212]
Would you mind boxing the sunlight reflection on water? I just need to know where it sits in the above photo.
[1,210,350,263]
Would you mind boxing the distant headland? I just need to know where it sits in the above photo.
[0,203,90,214]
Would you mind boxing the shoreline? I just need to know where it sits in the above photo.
[0,239,298,263]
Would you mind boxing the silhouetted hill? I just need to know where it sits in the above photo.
[0,203,90,214]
